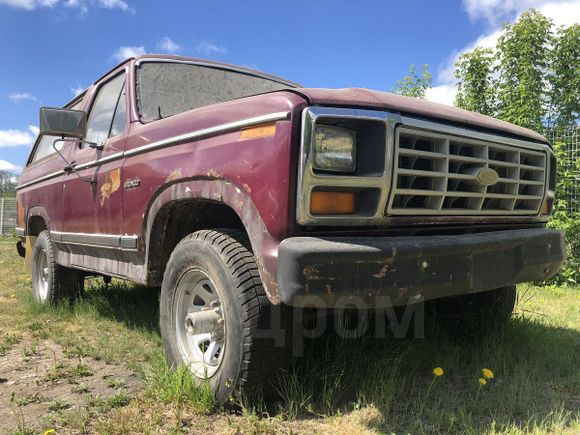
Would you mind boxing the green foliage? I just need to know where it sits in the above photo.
[546,141,580,285]
[143,353,215,414]
[454,9,579,130]
[455,47,496,116]
[496,10,553,131]
[549,25,580,128]
[0,170,17,196]
[392,64,431,99]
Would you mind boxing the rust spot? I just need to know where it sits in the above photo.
[165,168,183,184]
[303,265,321,281]
[372,258,395,279]
[99,168,121,207]
[207,169,219,178]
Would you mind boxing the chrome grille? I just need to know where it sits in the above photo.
[387,127,547,215]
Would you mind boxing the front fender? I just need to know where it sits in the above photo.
[143,177,283,303]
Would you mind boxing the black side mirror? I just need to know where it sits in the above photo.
[40,107,87,138]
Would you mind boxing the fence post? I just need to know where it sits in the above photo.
[0,197,4,235]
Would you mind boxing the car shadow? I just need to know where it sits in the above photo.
[278,308,579,433]
[82,279,161,335]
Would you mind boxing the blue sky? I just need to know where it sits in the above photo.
[1,0,578,172]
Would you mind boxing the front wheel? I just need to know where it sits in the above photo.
[159,229,291,402]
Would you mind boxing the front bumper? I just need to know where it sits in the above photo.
[277,228,565,308]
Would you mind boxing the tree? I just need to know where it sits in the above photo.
[392,64,431,99]
[453,9,579,130]
[495,9,553,131]
[0,170,17,197]
[454,47,496,116]
[549,24,580,128]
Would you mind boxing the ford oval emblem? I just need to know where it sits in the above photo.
[475,167,500,186]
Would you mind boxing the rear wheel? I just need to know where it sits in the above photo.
[31,230,84,304]
[431,286,517,333]
[159,229,291,402]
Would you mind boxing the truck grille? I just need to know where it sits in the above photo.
[387,127,547,215]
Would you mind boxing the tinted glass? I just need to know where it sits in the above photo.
[137,62,292,120]
[31,100,83,163]
[86,74,125,144]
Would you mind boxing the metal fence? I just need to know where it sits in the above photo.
[544,127,580,213]
[0,198,17,236]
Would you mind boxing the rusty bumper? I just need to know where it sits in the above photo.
[277,228,565,308]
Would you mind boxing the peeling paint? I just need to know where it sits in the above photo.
[99,168,121,207]
[303,265,321,281]
[165,168,183,184]
[207,169,219,178]
[372,257,395,279]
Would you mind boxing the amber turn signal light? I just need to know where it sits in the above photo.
[239,122,277,140]
[310,191,355,215]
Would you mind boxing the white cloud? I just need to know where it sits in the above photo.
[157,36,181,53]
[0,0,133,13]
[0,0,57,9]
[69,83,86,96]
[0,125,38,148]
[462,0,575,26]
[0,159,22,173]
[8,92,40,103]
[111,45,145,62]
[425,85,457,107]
[195,41,227,56]
[426,0,580,106]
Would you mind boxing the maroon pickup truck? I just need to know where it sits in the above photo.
[15,54,565,400]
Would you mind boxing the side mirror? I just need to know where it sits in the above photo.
[39,107,87,139]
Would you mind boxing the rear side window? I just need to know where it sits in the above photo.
[30,99,83,164]
[85,74,126,145]
[136,62,292,120]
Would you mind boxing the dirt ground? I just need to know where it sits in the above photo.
[0,336,142,433]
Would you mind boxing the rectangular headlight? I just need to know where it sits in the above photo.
[313,125,356,172]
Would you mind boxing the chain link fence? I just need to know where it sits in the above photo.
[0,198,17,236]
[544,126,580,213]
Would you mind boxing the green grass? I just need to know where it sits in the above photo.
[0,238,578,434]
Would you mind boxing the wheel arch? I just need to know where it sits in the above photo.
[26,206,50,236]
[143,178,282,303]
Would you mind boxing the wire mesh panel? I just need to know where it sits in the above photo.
[0,198,17,236]
[544,127,580,213]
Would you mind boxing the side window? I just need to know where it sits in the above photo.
[30,99,84,163]
[85,74,126,145]
[110,83,126,137]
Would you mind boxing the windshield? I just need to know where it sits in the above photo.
[136,62,295,120]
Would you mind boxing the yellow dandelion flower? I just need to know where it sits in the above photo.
[44,430,56,435]
[479,378,487,386]
[433,367,444,377]
[482,368,494,379]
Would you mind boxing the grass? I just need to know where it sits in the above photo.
[0,236,578,434]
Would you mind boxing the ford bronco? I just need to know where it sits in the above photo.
[15,55,565,400]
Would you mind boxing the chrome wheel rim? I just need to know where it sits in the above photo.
[174,268,225,378]
[36,248,49,302]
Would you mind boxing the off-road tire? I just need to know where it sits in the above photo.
[431,285,517,333]
[159,229,292,402]
[31,230,85,304]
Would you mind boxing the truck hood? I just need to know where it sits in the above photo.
[292,88,548,144]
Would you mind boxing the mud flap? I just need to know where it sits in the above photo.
[24,236,36,274]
